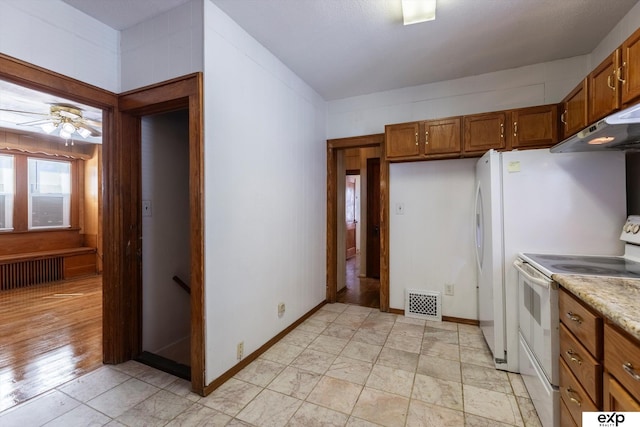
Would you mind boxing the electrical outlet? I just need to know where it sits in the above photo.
[237,341,244,360]
[445,283,454,296]
[278,302,285,317]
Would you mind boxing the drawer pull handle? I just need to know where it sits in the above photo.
[566,349,582,365]
[623,362,640,381]
[566,387,582,407]
[566,312,583,324]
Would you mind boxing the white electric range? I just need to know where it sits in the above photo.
[514,215,640,427]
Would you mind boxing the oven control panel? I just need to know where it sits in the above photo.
[621,215,640,245]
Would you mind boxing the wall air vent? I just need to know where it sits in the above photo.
[405,289,441,321]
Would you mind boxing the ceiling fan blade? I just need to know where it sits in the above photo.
[18,118,57,126]
[0,108,49,116]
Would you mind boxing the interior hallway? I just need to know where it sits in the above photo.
[0,302,542,427]
[337,255,380,309]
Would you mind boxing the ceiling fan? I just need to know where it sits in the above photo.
[1,103,102,139]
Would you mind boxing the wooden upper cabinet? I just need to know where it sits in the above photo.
[424,117,461,156]
[510,104,558,149]
[588,50,621,123]
[620,26,640,105]
[463,112,506,155]
[385,118,461,160]
[385,122,420,159]
[561,78,588,139]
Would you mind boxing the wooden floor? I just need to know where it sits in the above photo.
[337,255,380,308]
[0,276,103,413]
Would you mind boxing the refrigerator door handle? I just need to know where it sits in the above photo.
[474,182,484,271]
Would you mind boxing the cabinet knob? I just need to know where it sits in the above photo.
[415,132,418,146]
[608,74,616,91]
[425,131,429,145]
[513,121,518,137]
[500,123,504,139]
[560,110,567,125]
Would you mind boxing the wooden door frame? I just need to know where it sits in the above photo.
[117,73,205,394]
[326,134,389,311]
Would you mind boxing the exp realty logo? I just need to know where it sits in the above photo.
[583,412,639,427]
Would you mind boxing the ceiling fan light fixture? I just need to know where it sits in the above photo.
[40,123,57,134]
[59,128,72,139]
[402,0,436,25]
[61,121,76,134]
[76,127,91,138]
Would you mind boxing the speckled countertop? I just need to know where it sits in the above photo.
[553,274,640,342]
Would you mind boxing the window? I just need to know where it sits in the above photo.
[0,155,14,230]
[28,158,71,229]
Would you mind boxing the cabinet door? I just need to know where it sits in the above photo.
[621,27,640,105]
[511,104,558,149]
[561,79,588,139]
[424,117,461,156]
[385,122,420,159]
[463,112,506,154]
[604,372,640,412]
[588,50,621,123]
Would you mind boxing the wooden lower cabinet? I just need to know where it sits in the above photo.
[560,358,598,426]
[604,372,640,412]
[559,287,640,427]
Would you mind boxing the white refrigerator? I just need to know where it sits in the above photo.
[474,148,626,372]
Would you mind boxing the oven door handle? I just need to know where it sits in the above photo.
[513,259,552,289]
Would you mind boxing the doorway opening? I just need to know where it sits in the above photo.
[117,73,205,394]
[136,110,191,380]
[328,135,386,310]
[0,55,114,412]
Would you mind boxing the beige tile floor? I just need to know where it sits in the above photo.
[0,303,542,427]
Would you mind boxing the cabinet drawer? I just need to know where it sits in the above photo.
[560,358,598,426]
[604,372,640,411]
[560,396,579,427]
[604,323,640,400]
[559,289,603,359]
[560,323,602,405]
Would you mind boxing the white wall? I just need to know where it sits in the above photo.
[590,1,640,68]
[120,0,204,92]
[0,0,119,92]
[327,55,589,140]
[141,111,191,356]
[389,159,477,315]
[202,0,327,383]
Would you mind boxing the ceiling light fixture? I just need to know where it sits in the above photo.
[402,0,436,25]
[38,117,92,140]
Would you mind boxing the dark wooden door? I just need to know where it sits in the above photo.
[366,158,380,278]
[345,176,357,259]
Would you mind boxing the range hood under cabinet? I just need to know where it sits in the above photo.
[551,103,640,152]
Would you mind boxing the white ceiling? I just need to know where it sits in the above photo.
[2,0,638,142]
[60,0,639,100]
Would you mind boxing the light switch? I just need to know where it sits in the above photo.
[142,200,152,217]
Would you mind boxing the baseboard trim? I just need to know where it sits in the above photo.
[203,300,326,396]
[388,308,479,326]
